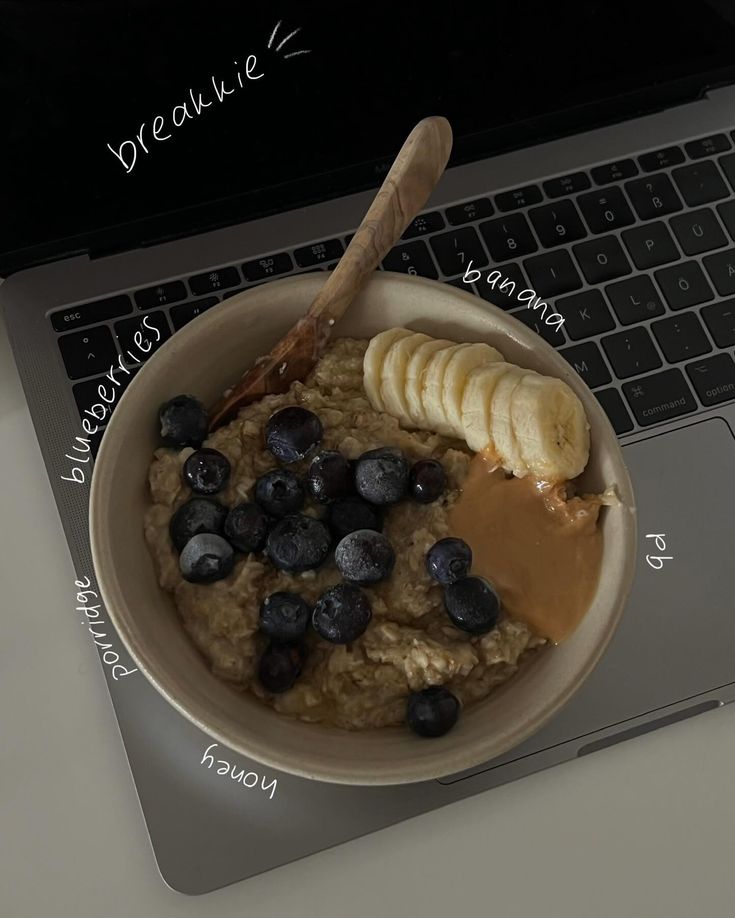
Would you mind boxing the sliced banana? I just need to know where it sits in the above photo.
[509,373,590,481]
[441,342,505,439]
[489,366,533,477]
[420,343,465,437]
[405,337,455,428]
[380,332,433,423]
[460,362,514,452]
[363,327,413,412]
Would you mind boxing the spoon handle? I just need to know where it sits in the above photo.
[307,116,453,325]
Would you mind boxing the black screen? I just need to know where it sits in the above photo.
[2,0,735,273]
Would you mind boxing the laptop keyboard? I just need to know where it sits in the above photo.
[51,130,735,456]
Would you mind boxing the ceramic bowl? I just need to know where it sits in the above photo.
[90,272,636,785]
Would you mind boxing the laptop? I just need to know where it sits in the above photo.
[3,0,735,895]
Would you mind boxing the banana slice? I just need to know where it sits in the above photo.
[489,366,533,476]
[420,344,466,437]
[405,338,455,428]
[363,328,413,412]
[460,362,514,451]
[441,342,505,438]
[509,373,590,481]
[381,332,433,424]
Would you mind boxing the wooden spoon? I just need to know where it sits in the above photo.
[208,115,453,430]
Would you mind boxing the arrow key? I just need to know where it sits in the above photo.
[58,325,118,380]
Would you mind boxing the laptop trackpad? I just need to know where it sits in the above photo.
[445,417,735,776]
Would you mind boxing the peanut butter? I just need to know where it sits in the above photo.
[449,450,603,643]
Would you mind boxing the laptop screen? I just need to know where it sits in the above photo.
[2,0,735,273]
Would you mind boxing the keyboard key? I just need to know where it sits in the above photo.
[512,308,566,346]
[717,200,735,241]
[542,172,591,198]
[495,184,542,211]
[685,134,730,159]
[58,326,118,380]
[89,426,106,460]
[623,369,696,425]
[429,227,488,276]
[638,145,685,172]
[701,299,735,347]
[669,207,727,255]
[702,248,735,296]
[134,281,187,310]
[528,200,587,248]
[719,153,735,191]
[50,295,132,333]
[602,327,662,379]
[170,297,219,330]
[445,277,469,289]
[651,313,712,363]
[293,239,343,267]
[595,388,634,434]
[72,368,138,426]
[654,261,714,310]
[403,211,445,239]
[621,222,680,269]
[382,240,438,278]
[189,265,240,295]
[523,250,582,298]
[241,252,293,282]
[577,186,635,233]
[560,341,611,388]
[686,353,735,405]
[555,290,616,340]
[572,235,631,284]
[480,214,538,261]
[114,311,171,361]
[473,263,527,311]
[590,159,638,185]
[625,174,683,220]
[222,288,245,297]
[605,275,665,325]
[445,198,494,225]
[672,161,729,207]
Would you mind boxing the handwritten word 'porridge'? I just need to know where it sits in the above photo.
[200,744,278,799]
[61,314,161,485]
[462,260,565,332]
[75,576,138,681]
[106,20,310,173]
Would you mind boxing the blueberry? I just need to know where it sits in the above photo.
[443,576,501,634]
[312,583,372,644]
[425,537,472,585]
[169,498,227,552]
[406,686,460,738]
[259,592,311,642]
[183,448,231,495]
[223,502,270,553]
[306,451,354,503]
[335,529,395,584]
[409,459,447,504]
[159,395,209,448]
[326,496,383,542]
[266,514,332,572]
[354,447,409,505]
[258,642,307,694]
[265,406,323,463]
[255,469,304,517]
[179,533,234,583]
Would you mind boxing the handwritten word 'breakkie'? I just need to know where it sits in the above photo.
[106,20,310,173]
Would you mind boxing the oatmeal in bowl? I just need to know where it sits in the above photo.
[90,272,636,783]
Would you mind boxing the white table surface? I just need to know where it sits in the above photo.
[2,308,735,918]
